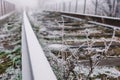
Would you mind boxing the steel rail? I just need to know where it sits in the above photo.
[60,12,120,27]
[23,11,57,80]
[62,15,120,30]
[0,11,14,24]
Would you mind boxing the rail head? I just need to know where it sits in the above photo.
[59,11,120,20]
[23,11,57,80]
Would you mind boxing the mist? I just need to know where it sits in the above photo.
[6,0,39,8]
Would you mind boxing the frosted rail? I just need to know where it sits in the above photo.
[23,11,57,80]
[0,11,14,21]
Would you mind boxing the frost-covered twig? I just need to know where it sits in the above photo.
[104,28,116,54]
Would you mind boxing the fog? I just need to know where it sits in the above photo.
[5,0,78,8]
[5,0,95,12]
[6,0,39,8]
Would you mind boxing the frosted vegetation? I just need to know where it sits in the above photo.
[29,11,120,80]
[0,13,22,80]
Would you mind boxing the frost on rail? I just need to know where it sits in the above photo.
[23,11,57,80]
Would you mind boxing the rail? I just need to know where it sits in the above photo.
[0,11,14,24]
[22,11,57,80]
[60,11,120,27]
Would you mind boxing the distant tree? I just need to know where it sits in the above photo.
[92,0,120,17]
[115,0,120,17]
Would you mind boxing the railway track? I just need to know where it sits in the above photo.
[29,11,120,80]
[51,11,120,28]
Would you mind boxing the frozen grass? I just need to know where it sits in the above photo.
[0,13,22,80]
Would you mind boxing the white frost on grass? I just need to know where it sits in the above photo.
[74,66,120,78]
[39,27,47,32]
[48,44,68,51]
